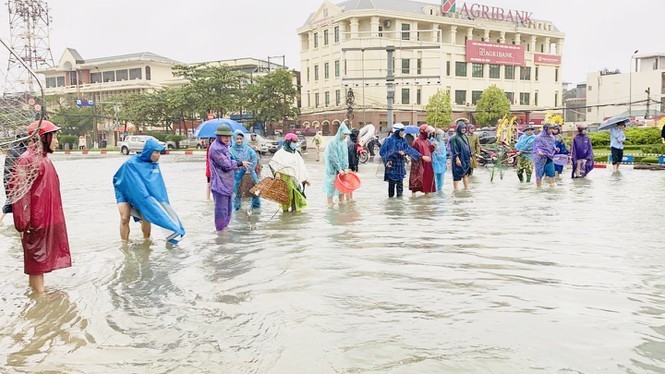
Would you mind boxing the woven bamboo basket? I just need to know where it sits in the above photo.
[238,174,257,198]
[250,177,290,205]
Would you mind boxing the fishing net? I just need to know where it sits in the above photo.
[1,37,46,210]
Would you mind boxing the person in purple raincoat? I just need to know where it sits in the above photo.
[532,123,557,188]
[570,124,594,178]
[208,125,251,232]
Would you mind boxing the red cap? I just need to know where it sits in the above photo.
[27,120,60,136]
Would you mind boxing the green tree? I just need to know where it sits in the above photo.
[173,64,246,119]
[474,85,511,126]
[425,89,452,128]
[50,105,94,136]
[246,69,299,128]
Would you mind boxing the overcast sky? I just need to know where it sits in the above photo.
[1,0,662,85]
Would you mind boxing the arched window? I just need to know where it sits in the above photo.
[145,66,151,80]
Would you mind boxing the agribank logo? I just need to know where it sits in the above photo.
[442,0,456,13]
[441,1,533,25]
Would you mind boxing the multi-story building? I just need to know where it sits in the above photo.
[298,0,565,134]
[586,53,665,123]
[39,50,294,143]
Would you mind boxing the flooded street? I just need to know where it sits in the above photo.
[1,152,665,373]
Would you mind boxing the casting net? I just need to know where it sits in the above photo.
[1,37,46,209]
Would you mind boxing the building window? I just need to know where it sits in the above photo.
[472,63,484,78]
[446,61,450,76]
[417,59,422,75]
[103,71,115,82]
[344,60,347,75]
[129,68,142,80]
[378,26,383,37]
[555,92,558,107]
[314,32,318,48]
[416,89,422,105]
[401,23,410,40]
[535,67,539,81]
[45,77,56,88]
[472,90,482,104]
[69,71,79,86]
[489,64,500,79]
[314,65,319,80]
[307,93,310,107]
[402,88,410,104]
[505,91,514,104]
[324,30,329,46]
[306,67,310,82]
[336,90,341,105]
[520,92,530,105]
[555,68,559,82]
[325,91,330,106]
[455,90,466,105]
[505,65,515,79]
[334,60,340,77]
[520,66,531,80]
[116,69,128,81]
[90,72,101,83]
[541,44,544,53]
[455,62,467,77]
[315,93,320,108]
[324,62,330,79]
[534,92,539,106]
[145,66,151,80]
[334,26,340,43]
[402,58,410,74]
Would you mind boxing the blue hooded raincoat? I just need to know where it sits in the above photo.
[229,130,260,210]
[379,130,421,182]
[113,138,186,244]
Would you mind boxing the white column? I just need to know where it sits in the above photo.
[450,26,457,44]
[370,16,380,38]
[350,18,359,39]
[500,31,506,44]
[483,29,490,42]
[530,35,537,53]
[515,33,521,45]
[467,27,474,40]
[432,24,440,42]
[308,31,314,50]
[545,37,551,53]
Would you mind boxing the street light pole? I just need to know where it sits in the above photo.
[629,49,639,118]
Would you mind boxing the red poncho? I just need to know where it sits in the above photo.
[12,148,71,275]
[409,134,436,193]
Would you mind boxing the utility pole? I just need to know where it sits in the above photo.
[645,87,651,119]
[386,46,395,129]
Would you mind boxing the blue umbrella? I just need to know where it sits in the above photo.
[598,116,630,131]
[194,119,248,138]
[404,125,419,135]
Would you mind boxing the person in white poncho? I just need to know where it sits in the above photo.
[268,133,311,212]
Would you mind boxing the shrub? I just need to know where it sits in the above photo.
[624,128,661,145]
[640,145,665,154]
[59,135,78,149]
[167,134,185,142]
[147,132,168,142]
[589,131,610,146]
[641,156,660,164]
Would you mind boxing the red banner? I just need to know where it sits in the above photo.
[465,40,525,66]
[534,53,561,66]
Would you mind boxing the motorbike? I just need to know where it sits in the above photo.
[359,136,381,164]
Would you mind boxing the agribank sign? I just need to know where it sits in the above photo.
[466,40,525,66]
[442,0,534,25]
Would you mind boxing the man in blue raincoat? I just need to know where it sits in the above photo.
[379,123,421,198]
[113,138,185,243]
[229,129,260,210]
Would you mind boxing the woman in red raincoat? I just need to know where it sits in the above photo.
[13,120,71,293]
[409,125,435,194]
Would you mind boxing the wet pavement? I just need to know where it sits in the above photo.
[1,151,664,373]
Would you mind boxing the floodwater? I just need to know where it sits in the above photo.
[1,151,665,373]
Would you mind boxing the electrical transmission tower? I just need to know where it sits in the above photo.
[3,0,55,94]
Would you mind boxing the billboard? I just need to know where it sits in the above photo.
[466,40,525,66]
[534,54,561,66]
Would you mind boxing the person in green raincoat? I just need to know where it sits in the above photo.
[323,123,352,205]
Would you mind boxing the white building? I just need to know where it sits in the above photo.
[298,0,565,134]
[586,53,665,123]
